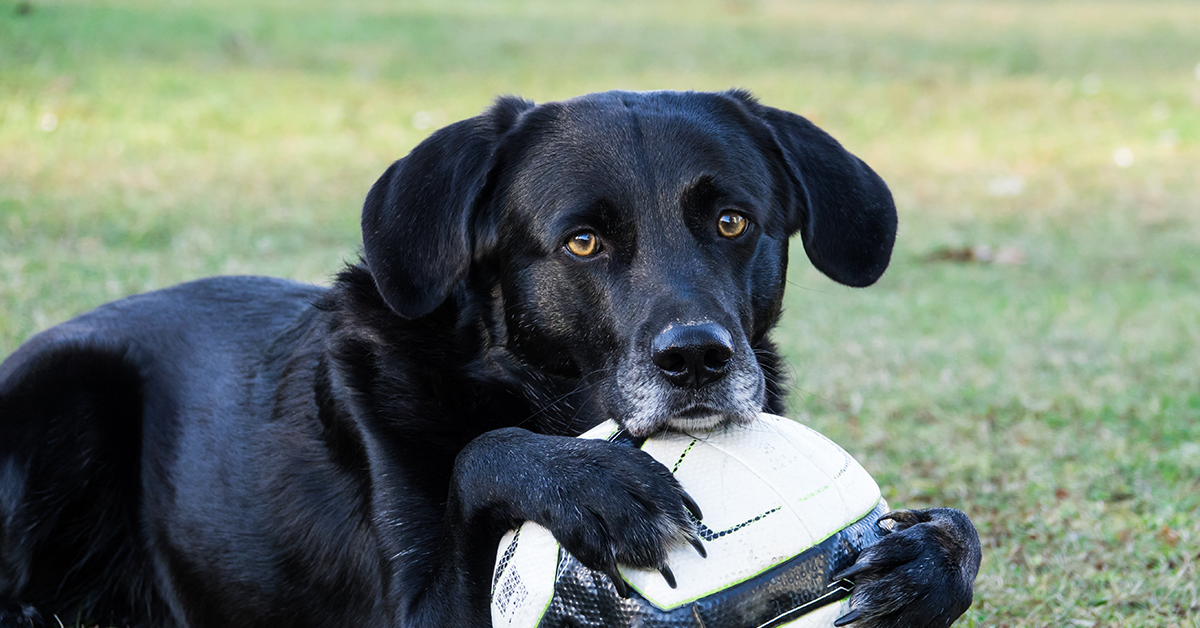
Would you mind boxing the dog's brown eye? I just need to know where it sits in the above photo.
[565,231,601,257]
[717,211,748,239]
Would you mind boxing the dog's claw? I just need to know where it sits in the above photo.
[658,565,677,589]
[682,491,703,521]
[832,562,866,582]
[688,535,707,558]
[834,608,861,626]
[605,566,629,598]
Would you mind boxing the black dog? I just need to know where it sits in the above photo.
[0,90,980,628]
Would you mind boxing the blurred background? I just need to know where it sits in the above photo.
[1,1,1198,625]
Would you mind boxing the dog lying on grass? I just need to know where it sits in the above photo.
[0,89,980,628]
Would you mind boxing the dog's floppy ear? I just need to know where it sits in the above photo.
[361,97,533,319]
[733,91,897,287]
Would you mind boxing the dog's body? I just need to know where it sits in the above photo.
[0,90,979,628]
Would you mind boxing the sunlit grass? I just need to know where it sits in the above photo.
[2,1,1199,625]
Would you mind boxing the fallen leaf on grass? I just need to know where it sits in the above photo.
[1156,525,1181,546]
[923,245,1026,265]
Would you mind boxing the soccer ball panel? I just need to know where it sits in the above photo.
[623,415,881,608]
[492,524,560,628]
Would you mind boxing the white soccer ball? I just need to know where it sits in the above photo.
[490,413,888,628]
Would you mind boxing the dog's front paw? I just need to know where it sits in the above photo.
[533,439,704,596]
[454,429,704,597]
[831,508,981,628]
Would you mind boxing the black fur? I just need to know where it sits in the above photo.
[833,509,983,628]
[0,90,976,628]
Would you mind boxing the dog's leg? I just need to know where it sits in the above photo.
[0,339,153,626]
[402,427,701,627]
[831,508,982,628]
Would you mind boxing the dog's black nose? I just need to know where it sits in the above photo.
[651,322,734,389]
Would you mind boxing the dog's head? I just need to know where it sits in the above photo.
[361,90,895,436]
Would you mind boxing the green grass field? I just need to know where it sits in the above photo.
[2,1,1198,626]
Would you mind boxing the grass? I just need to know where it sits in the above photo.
[2,1,1199,626]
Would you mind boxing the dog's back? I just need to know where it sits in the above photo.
[0,276,331,625]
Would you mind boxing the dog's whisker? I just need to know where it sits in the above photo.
[512,367,616,428]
